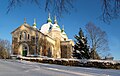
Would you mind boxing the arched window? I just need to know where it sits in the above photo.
[19,32,22,40]
[28,34,30,39]
[23,32,27,40]
[64,38,66,41]
[47,47,51,57]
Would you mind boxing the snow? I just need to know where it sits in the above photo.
[18,56,120,65]
[13,59,120,76]
[87,59,120,64]
[2,58,119,76]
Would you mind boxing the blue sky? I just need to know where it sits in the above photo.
[0,0,120,60]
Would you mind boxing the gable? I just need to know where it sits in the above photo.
[11,23,33,37]
[11,23,30,34]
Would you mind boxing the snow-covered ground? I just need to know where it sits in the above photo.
[0,59,120,76]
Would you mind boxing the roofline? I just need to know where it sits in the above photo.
[11,23,30,34]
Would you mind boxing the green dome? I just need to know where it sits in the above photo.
[61,29,67,36]
[33,18,36,26]
[47,19,52,23]
[33,23,36,26]
[32,18,37,28]
[56,25,60,28]
[47,13,52,23]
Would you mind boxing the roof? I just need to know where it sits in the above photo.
[11,23,30,34]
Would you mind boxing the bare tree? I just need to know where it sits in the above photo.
[0,39,11,59]
[5,0,120,22]
[100,0,120,23]
[7,0,74,18]
[85,22,109,54]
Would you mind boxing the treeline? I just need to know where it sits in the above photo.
[0,39,11,59]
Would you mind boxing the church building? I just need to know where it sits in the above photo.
[11,14,74,58]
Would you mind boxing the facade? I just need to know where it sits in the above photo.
[11,14,74,58]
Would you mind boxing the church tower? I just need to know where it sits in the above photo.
[61,25,68,41]
[49,16,61,58]
[49,16,61,39]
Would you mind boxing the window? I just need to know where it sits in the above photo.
[64,38,66,41]
[28,34,30,39]
[47,47,51,57]
[20,34,21,40]
[36,37,38,42]
[32,37,35,43]
[23,32,27,40]
[19,32,22,40]
[14,37,18,42]
[25,46,27,50]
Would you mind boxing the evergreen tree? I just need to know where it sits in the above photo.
[73,28,90,59]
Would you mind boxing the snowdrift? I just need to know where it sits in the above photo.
[17,56,120,69]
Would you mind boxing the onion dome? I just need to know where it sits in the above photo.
[61,25,68,41]
[33,18,37,28]
[40,22,53,34]
[40,13,53,34]
[47,13,52,23]
[51,16,61,32]
[61,25,66,35]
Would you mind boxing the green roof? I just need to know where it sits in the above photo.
[33,18,36,26]
[33,23,36,26]
[56,25,60,28]
[47,19,52,23]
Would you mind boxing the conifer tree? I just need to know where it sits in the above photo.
[73,28,90,59]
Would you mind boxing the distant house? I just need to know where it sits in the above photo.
[104,54,114,60]
[105,56,114,60]
[11,14,74,58]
